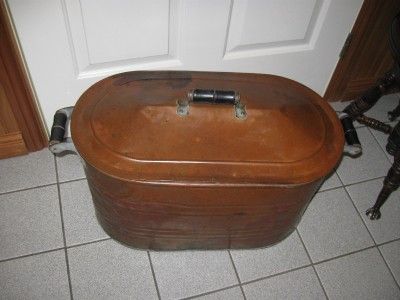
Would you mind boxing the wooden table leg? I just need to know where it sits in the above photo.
[366,151,400,220]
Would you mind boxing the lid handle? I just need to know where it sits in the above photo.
[189,89,239,104]
[177,89,246,119]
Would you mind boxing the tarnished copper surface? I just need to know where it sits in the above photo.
[71,71,344,250]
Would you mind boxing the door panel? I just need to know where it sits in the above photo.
[79,1,170,64]
[7,0,363,129]
[65,0,180,77]
[225,0,320,56]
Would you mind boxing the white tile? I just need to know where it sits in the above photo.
[379,240,400,285]
[329,101,350,112]
[364,93,400,123]
[194,287,244,300]
[319,170,342,192]
[230,231,310,282]
[68,239,157,300]
[369,123,395,162]
[56,154,86,182]
[0,250,70,300]
[0,149,56,193]
[336,127,391,185]
[346,179,400,244]
[60,180,108,246]
[316,248,400,299]
[150,250,238,300]
[243,267,325,300]
[0,186,64,260]
[297,188,374,262]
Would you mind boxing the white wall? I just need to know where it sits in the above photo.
[6,0,363,130]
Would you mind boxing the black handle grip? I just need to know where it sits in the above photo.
[49,107,74,146]
[49,111,67,145]
[341,114,361,146]
[190,89,238,104]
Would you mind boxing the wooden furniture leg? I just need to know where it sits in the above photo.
[343,66,399,119]
[366,150,400,219]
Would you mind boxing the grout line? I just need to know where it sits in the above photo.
[240,264,312,286]
[227,250,247,300]
[147,251,162,300]
[312,245,376,266]
[316,175,386,195]
[317,185,343,194]
[376,245,400,290]
[182,284,242,300]
[341,176,386,189]
[0,177,86,198]
[58,177,87,185]
[54,157,67,247]
[66,237,112,250]
[63,248,74,300]
[54,156,74,300]
[0,237,112,264]
[295,230,329,299]
[0,247,64,264]
[377,237,400,247]
[0,182,58,196]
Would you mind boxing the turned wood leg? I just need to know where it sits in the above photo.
[356,115,392,134]
[366,151,400,220]
[344,67,399,118]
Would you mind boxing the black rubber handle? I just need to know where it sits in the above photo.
[190,89,237,104]
[341,115,361,146]
[49,110,68,145]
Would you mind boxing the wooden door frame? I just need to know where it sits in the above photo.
[0,1,47,152]
[324,0,397,102]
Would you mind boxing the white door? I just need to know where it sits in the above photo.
[7,0,363,129]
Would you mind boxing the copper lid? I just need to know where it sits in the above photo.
[71,71,344,184]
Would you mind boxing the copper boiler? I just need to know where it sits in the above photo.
[49,71,344,250]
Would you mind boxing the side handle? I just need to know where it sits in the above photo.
[339,112,362,157]
[48,106,76,154]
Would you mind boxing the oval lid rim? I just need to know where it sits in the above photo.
[70,71,344,184]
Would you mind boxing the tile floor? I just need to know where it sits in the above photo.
[1,94,400,300]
